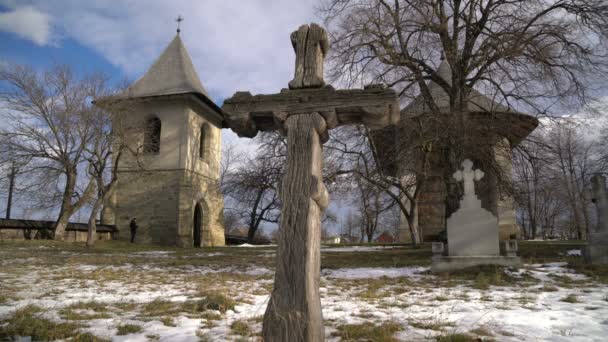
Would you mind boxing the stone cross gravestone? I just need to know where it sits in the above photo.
[586,174,608,264]
[447,159,500,256]
[221,23,399,342]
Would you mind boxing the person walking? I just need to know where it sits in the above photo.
[129,218,138,243]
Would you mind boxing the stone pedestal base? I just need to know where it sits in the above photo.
[431,256,521,273]
[584,244,608,265]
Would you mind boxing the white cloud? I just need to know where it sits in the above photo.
[9,0,319,99]
[0,5,52,45]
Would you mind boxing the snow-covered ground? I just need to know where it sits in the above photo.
[0,242,607,341]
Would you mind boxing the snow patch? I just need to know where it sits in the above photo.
[322,266,428,279]
[321,245,404,252]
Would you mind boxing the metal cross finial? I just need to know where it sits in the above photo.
[176,15,184,34]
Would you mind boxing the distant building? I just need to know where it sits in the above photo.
[95,34,225,247]
[375,232,396,244]
[323,236,342,244]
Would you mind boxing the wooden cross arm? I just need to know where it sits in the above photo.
[222,85,400,138]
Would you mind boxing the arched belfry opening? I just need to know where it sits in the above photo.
[144,116,161,154]
[193,202,203,247]
[199,123,211,160]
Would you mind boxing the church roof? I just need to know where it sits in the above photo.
[402,60,513,115]
[121,34,210,99]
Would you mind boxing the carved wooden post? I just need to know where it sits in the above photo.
[263,113,328,340]
[222,23,399,342]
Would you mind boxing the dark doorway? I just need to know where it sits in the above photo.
[193,203,202,247]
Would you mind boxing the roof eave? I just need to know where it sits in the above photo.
[93,91,226,127]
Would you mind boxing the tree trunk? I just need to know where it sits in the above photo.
[248,189,264,243]
[407,211,420,247]
[6,164,15,219]
[54,172,77,240]
[54,213,70,241]
[262,113,327,342]
[87,198,103,248]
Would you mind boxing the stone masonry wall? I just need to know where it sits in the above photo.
[114,170,180,245]
[176,170,225,247]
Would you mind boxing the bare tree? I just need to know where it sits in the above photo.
[353,176,394,242]
[0,64,105,240]
[0,141,31,219]
[327,125,426,245]
[513,117,608,240]
[320,0,607,114]
[83,93,131,248]
[545,119,607,239]
[340,210,360,242]
[222,143,283,243]
[319,0,608,239]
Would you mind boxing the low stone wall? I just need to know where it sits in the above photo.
[0,228,113,242]
[0,218,117,242]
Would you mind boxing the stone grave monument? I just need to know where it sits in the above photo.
[431,159,521,272]
[221,23,399,341]
[585,174,608,264]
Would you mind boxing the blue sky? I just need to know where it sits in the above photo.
[0,0,322,161]
[0,0,319,104]
[0,29,121,79]
[0,1,354,233]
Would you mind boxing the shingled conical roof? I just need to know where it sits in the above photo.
[121,34,209,99]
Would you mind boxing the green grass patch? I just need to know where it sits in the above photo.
[71,332,111,342]
[0,305,85,341]
[322,245,432,269]
[409,320,455,331]
[59,301,112,321]
[140,299,178,317]
[518,241,586,264]
[436,333,477,342]
[116,324,143,335]
[433,295,450,302]
[230,320,251,336]
[160,316,176,327]
[568,262,608,284]
[332,321,402,341]
[188,291,236,314]
[540,285,559,292]
[560,294,581,303]
[436,265,523,290]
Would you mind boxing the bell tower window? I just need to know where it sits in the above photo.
[200,123,211,160]
[144,116,161,154]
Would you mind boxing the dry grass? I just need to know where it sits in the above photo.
[0,305,98,341]
[116,324,143,335]
[560,294,581,304]
[230,320,251,336]
[332,321,402,341]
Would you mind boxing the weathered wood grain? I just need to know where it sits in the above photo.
[222,85,399,137]
[262,113,327,342]
[220,23,400,342]
[288,23,329,89]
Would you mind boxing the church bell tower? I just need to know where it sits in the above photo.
[97,33,225,247]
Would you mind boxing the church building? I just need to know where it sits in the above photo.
[97,33,225,247]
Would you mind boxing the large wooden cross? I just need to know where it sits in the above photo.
[222,23,399,342]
